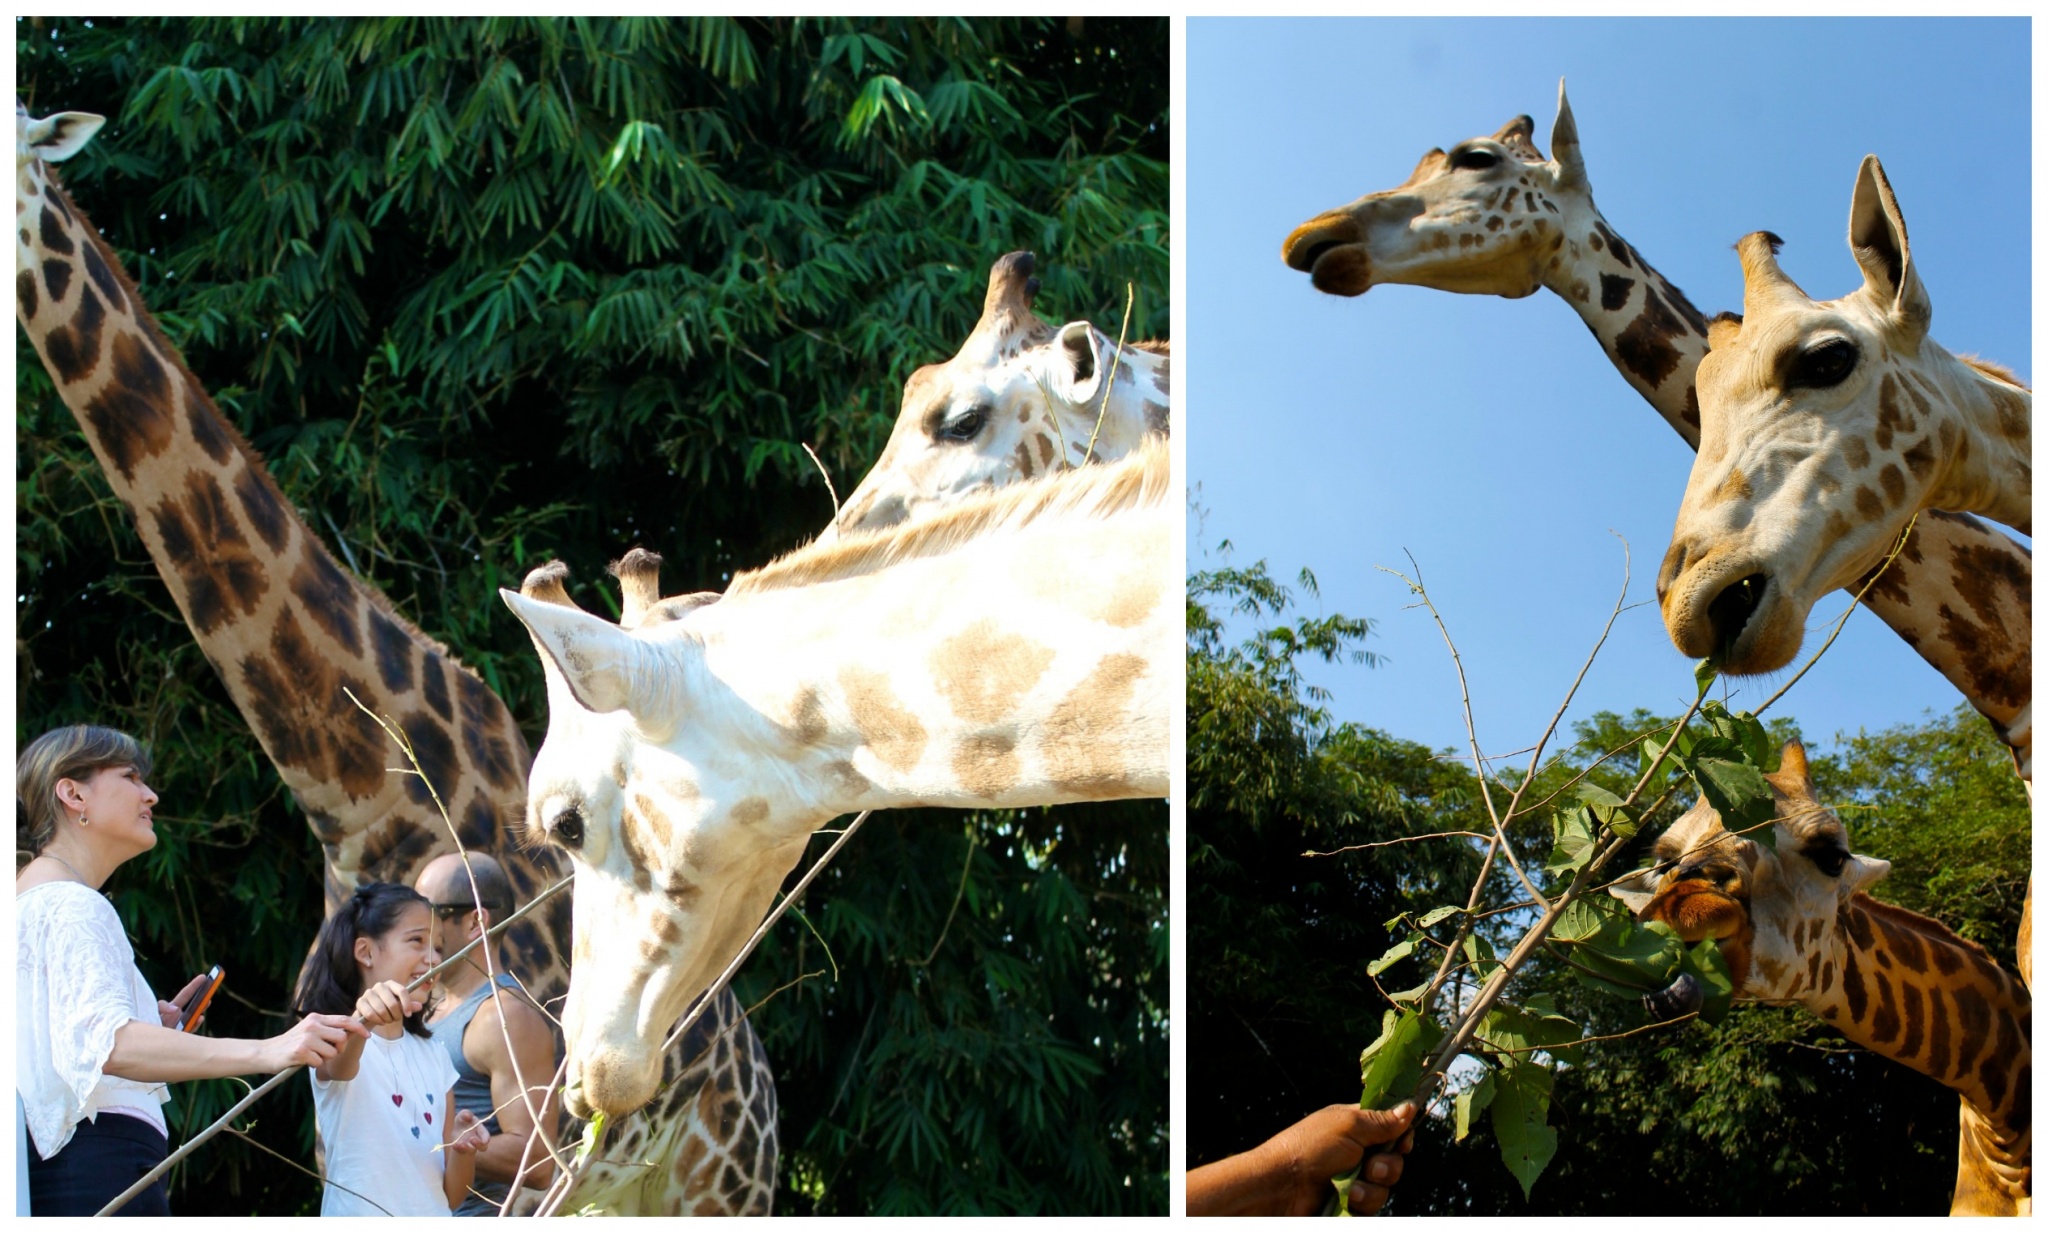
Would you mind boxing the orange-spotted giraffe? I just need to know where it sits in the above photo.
[828,250,1171,538]
[503,441,1173,1119]
[16,102,776,1215]
[1615,743,2030,1216]
[1279,83,2031,789]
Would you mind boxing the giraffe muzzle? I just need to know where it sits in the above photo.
[1705,572,1769,662]
[1282,215,1373,297]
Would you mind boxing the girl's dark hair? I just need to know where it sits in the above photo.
[293,883,433,1039]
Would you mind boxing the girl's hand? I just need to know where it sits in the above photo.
[354,979,422,1029]
[449,1108,491,1155]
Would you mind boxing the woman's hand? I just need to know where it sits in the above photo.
[354,979,422,1030]
[262,1013,369,1072]
[156,972,213,1029]
[449,1109,491,1156]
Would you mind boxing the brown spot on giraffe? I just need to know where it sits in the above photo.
[290,549,365,658]
[1927,985,1953,1079]
[79,325,185,479]
[1855,485,1884,522]
[367,607,417,694]
[1988,384,2028,442]
[152,473,271,636]
[1613,287,1687,389]
[787,687,829,747]
[396,708,459,809]
[1014,440,1036,480]
[17,269,37,320]
[931,619,1056,726]
[953,729,1020,799]
[1599,273,1633,313]
[1900,434,1936,481]
[1484,214,1503,233]
[38,203,73,257]
[1898,980,1925,1060]
[240,608,387,799]
[729,797,769,827]
[1037,433,1055,468]
[1042,652,1149,797]
[1593,221,1631,268]
[80,239,125,315]
[840,666,928,773]
[1875,374,1904,450]
[826,759,875,799]
[1143,400,1170,434]
[1879,463,1906,507]
[421,655,453,723]
[1712,467,1751,505]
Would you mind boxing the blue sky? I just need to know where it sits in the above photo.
[1188,17,2030,761]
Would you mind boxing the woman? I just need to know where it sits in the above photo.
[16,725,368,1216]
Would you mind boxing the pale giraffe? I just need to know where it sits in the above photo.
[502,441,1173,1118]
[15,103,776,1215]
[1661,160,2030,678]
[827,249,1172,539]
[1612,743,2030,1216]
[1277,83,2031,785]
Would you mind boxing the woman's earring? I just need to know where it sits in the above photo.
[77,812,89,827]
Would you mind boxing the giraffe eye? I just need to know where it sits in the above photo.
[1804,845,1849,878]
[937,405,990,443]
[1790,339,1858,389]
[551,807,585,851]
[1449,147,1499,172]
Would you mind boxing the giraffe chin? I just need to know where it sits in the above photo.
[565,1049,666,1121]
[1307,246,1374,297]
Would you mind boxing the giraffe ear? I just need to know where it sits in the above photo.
[1549,79,1586,191]
[1052,320,1111,407]
[1847,155,1931,339]
[501,588,669,719]
[24,111,105,162]
[1608,866,1660,916]
[1844,853,1892,894]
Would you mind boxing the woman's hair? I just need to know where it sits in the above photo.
[16,725,153,864]
[292,883,433,1039]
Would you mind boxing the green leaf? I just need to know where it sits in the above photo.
[1356,1010,1443,1112]
[1491,1060,1558,1201]
[1691,756,1777,843]
[1368,929,1426,977]
[1454,1070,1496,1142]
[1545,805,1597,877]
[1694,657,1718,695]
[1566,917,1684,993]
[1462,931,1502,982]
[1476,999,1580,1056]
[1417,904,1462,929]
[1681,938,1736,1025]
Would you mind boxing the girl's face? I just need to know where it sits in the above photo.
[354,901,440,992]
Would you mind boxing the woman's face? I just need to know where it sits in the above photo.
[63,763,159,860]
[357,902,440,992]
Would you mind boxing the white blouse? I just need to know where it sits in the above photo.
[16,882,170,1159]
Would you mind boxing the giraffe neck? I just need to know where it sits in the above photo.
[16,163,550,948]
[1912,360,2032,536]
[1537,200,1712,447]
[1805,895,2030,1202]
[1537,200,2031,776]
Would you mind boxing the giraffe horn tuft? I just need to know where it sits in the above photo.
[521,560,580,609]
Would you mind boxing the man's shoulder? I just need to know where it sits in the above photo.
[465,979,554,1049]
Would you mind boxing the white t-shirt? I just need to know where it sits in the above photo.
[310,1029,460,1217]
[15,881,171,1159]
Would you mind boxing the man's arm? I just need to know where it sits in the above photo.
[466,991,562,1192]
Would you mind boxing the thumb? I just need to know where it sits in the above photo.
[1352,1101,1417,1143]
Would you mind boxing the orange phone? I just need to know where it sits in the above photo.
[178,965,225,1032]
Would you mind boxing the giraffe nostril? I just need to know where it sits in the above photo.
[1706,573,1769,659]
[1656,541,1689,601]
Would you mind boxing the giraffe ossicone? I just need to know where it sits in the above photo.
[1661,156,2031,677]
[506,441,1173,1119]
[828,250,1171,539]
[1613,742,2031,1216]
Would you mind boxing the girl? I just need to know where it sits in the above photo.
[293,883,491,1216]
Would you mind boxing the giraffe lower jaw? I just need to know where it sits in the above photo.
[1304,244,1374,297]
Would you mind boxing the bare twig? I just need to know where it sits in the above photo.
[802,441,840,519]
[1483,1011,1698,1056]
[1082,284,1134,466]
[1304,831,1493,857]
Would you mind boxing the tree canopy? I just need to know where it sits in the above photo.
[18,16,1166,1214]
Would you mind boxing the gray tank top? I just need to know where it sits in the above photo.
[430,974,527,1216]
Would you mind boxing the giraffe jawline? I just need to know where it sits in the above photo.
[1306,245,1374,297]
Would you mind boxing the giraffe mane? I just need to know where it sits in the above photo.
[1957,354,2029,392]
[1850,891,2002,963]
[47,170,475,673]
[1130,338,1170,356]
[730,437,1170,596]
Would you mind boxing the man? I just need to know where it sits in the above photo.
[414,853,561,1215]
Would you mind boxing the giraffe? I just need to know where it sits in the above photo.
[1611,743,2031,1216]
[1276,82,2032,785]
[501,440,1173,1119]
[15,102,776,1215]
[1660,159,2030,680]
[826,250,1172,539]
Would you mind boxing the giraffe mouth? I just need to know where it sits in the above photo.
[1705,572,1769,662]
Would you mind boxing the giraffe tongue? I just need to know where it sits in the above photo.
[1642,971,1703,1022]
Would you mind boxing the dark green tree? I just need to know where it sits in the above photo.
[18,16,1165,1214]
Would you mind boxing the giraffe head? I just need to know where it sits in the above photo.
[1611,742,1890,1004]
[827,248,1172,540]
[16,103,104,287]
[1281,79,1587,300]
[501,569,816,1119]
[1660,157,2032,673]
